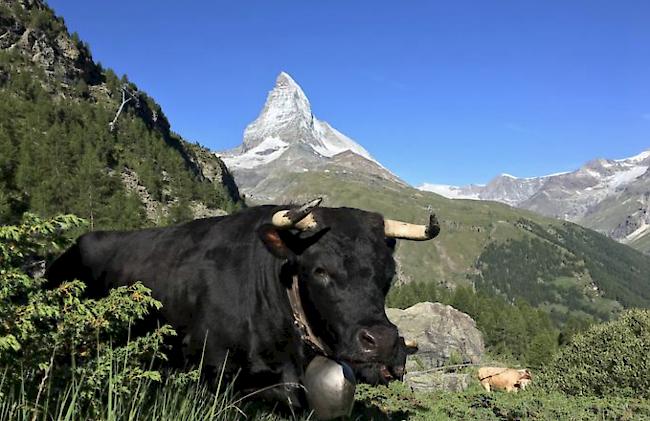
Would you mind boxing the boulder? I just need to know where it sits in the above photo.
[406,372,471,393]
[387,302,485,391]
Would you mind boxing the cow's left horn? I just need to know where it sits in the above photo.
[384,213,440,241]
[271,198,322,231]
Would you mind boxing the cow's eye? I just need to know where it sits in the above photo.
[313,267,327,277]
[311,267,331,286]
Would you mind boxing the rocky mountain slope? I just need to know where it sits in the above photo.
[0,0,241,227]
[218,72,403,201]
[421,151,650,253]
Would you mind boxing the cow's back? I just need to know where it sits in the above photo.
[47,216,228,293]
[45,208,288,367]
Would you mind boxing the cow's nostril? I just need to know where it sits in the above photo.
[358,329,378,351]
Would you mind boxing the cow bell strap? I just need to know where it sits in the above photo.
[287,275,332,356]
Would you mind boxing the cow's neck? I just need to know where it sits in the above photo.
[287,274,332,357]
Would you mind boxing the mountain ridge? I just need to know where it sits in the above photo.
[420,149,650,253]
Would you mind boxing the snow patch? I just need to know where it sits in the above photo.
[419,184,481,200]
[625,222,650,243]
[220,136,289,170]
[226,71,386,172]
[606,165,647,189]
[312,120,374,161]
[616,149,650,164]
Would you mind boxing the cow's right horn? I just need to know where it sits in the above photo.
[271,198,322,231]
[384,213,440,241]
[404,339,418,348]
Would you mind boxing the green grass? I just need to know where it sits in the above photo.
[0,363,298,421]
[5,367,649,421]
[412,387,650,421]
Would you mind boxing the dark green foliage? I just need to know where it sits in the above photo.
[0,48,239,228]
[540,309,650,398]
[354,382,425,419]
[519,219,650,310]
[29,7,64,35]
[350,382,650,420]
[0,215,176,419]
[387,282,560,366]
[0,214,174,410]
[474,237,582,305]
[470,218,650,322]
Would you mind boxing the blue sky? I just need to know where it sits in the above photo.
[48,1,649,186]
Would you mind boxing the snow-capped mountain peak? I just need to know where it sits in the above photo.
[240,72,313,153]
[420,149,650,206]
[218,72,399,199]
[221,72,377,171]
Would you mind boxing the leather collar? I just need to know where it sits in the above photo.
[287,275,332,356]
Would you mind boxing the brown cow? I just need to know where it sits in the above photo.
[477,367,532,392]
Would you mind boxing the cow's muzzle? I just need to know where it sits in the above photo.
[342,325,407,384]
[357,325,399,361]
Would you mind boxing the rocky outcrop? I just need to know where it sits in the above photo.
[387,302,485,391]
[1,0,101,84]
[120,167,230,223]
[182,142,241,204]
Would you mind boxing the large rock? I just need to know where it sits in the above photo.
[386,302,485,391]
[405,372,471,393]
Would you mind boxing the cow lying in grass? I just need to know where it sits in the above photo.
[478,367,532,392]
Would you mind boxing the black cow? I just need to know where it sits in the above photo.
[45,199,438,406]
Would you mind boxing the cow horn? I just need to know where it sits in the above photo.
[404,339,418,348]
[271,198,322,231]
[384,213,440,241]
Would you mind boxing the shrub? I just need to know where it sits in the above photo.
[354,382,425,419]
[539,309,650,398]
[0,213,174,413]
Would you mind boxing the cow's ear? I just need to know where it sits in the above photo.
[258,225,293,259]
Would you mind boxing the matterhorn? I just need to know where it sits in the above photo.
[219,72,401,201]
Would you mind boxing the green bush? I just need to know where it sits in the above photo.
[354,382,425,418]
[540,309,650,398]
[0,214,174,413]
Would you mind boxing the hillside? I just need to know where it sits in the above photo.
[0,0,242,228]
